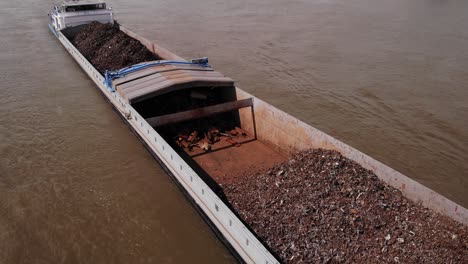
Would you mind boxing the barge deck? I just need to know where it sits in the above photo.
[51,22,281,263]
[48,8,468,262]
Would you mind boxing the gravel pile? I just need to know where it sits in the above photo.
[71,22,160,74]
[223,149,468,263]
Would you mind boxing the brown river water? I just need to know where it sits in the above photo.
[1,0,467,263]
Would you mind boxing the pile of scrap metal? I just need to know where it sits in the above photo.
[175,126,248,152]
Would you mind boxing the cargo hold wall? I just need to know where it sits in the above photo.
[236,88,468,226]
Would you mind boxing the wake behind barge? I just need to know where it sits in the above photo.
[49,1,468,263]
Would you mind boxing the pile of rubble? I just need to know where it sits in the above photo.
[223,149,468,263]
[70,22,160,73]
[175,126,248,152]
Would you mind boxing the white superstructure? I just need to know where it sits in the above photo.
[49,0,113,30]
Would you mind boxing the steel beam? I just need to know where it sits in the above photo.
[146,98,253,127]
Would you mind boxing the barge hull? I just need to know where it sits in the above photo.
[50,20,468,263]
[50,25,279,264]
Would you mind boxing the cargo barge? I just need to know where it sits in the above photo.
[49,1,468,263]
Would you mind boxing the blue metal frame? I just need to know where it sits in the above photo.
[104,58,210,92]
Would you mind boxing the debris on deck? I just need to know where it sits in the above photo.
[175,126,248,152]
[71,22,160,74]
[223,149,468,263]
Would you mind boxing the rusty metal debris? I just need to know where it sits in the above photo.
[223,149,468,263]
[175,126,247,152]
[187,131,198,143]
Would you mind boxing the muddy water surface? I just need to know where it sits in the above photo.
[0,1,234,263]
[1,0,468,263]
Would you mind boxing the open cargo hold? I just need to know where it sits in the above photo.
[58,21,468,263]
[225,149,468,263]
[60,22,283,263]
